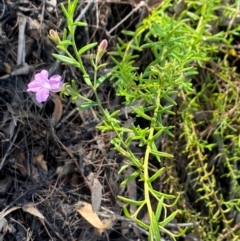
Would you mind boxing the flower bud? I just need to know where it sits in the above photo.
[49,29,61,45]
[99,39,108,52]
[96,39,108,64]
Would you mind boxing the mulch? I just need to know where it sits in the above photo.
[0,0,154,240]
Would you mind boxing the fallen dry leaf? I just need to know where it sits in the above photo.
[91,178,102,212]
[56,161,75,177]
[77,202,105,229]
[51,95,63,126]
[22,203,45,220]
[47,0,57,12]
[96,218,114,235]
[0,217,8,241]
[0,218,8,233]
[0,207,21,219]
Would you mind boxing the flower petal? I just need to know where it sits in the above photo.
[49,75,63,92]
[37,70,49,83]
[27,70,51,92]
[27,80,43,92]
[36,88,50,103]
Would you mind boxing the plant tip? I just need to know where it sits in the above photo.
[49,29,61,45]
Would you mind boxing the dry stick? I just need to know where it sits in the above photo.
[17,13,27,66]
[0,13,39,104]
[0,187,41,219]
[0,1,6,19]
[99,207,163,239]
[0,124,19,169]
[108,1,148,35]
[81,9,90,45]
[50,127,92,190]
[43,218,65,241]
[0,13,28,169]
[101,206,199,228]
[138,0,150,22]
[55,108,76,129]
[100,206,199,240]
[0,64,34,80]
[76,0,96,22]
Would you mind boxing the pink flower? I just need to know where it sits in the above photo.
[27,70,63,103]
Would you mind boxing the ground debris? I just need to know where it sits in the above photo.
[0,0,142,240]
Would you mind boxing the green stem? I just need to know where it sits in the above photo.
[143,87,161,230]
[69,25,88,77]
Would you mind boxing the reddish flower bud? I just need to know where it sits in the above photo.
[96,39,108,64]
[98,39,108,51]
[49,29,61,45]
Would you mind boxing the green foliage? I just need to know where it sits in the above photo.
[109,2,211,239]
[52,0,240,240]
[175,0,240,240]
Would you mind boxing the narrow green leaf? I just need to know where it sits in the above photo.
[148,230,154,241]
[155,197,164,221]
[52,54,78,66]
[122,206,131,218]
[151,213,161,241]
[72,0,79,14]
[57,45,67,52]
[59,40,72,46]
[125,135,134,147]
[131,156,142,169]
[121,170,140,186]
[96,72,111,88]
[71,79,78,92]
[135,218,149,230]
[109,109,120,117]
[118,196,144,206]
[163,94,177,105]
[83,74,92,86]
[149,188,175,199]
[149,149,173,158]
[121,30,135,36]
[151,142,160,162]
[62,28,68,41]
[73,21,87,27]
[132,106,152,121]
[61,3,70,20]
[96,63,107,70]
[76,101,98,110]
[78,43,98,56]
[118,164,130,173]
[148,167,165,183]
[159,210,178,226]
[150,129,165,143]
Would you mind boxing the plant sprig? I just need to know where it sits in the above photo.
[47,0,240,240]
